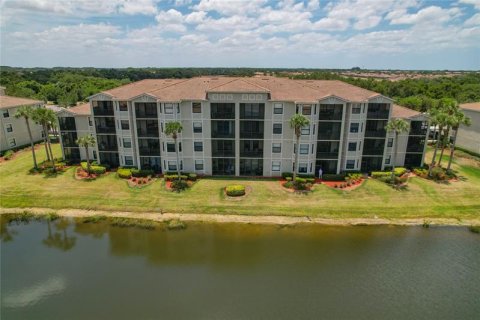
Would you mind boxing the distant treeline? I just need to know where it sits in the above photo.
[1,67,479,110]
[289,72,480,111]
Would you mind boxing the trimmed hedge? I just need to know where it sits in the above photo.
[372,167,407,178]
[322,173,345,181]
[81,162,106,175]
[225,184,246,197]
[3,150,14,160]
[117,168,132,179]
[131,168,154,177]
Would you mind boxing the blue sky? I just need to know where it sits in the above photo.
[1,0,479,69]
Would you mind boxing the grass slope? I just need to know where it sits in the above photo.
[1,144,479,219]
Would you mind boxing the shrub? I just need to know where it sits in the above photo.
[3,150,14,160]
[347,173,362,180]
[282,172,293,179]
[131,168,154,177]
[413,168,428,177]
[306,178,315,183]
[371,171,391,178]
[171,179,189,191]
[469,226,480,234]
[322,174,345,181]
[430,167,446,181]
[226,184,246,196]
[188,173,197,181]
[285,177,292,181]
[305,182,313,189]
[298,174,316,179]
[164,174,188,181]
[81,162,106,175]
[284,181,294,189]
[394,167,407,176]
[295,177,307,184]
[117,168,132,179]
[82,215,107,223]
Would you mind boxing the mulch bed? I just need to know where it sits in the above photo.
[165,180,195,191]
[74,167,99,180]
[279,180,315,193]
[321,179,365,191]
[128,177,155,188]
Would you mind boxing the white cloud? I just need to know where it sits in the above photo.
[465,12,480,25]
[389,6,462,25]
[459,0,480,10]
[193,0,267,16]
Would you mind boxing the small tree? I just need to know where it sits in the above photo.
[164,121,183,180]
[15,106,38,169]
[446,109,471,172]
[289,114,310,180]
[33,108,57,171]
[386,118,410,183]
[76,134,96,176]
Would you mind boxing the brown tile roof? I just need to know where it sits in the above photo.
[391,104,421,119]
[97,76,386,103]
[460,102,480,112]
[67,102,91,115]
[0,95,43,110]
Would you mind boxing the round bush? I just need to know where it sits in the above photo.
[117,168,132,179]
[226,184,246,197]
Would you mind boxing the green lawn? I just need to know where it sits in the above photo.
[1,144,480,220]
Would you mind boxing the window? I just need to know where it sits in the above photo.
[164,104,174,114]
[93,150,97,160]
[273,123,282,134]
[301,125,310,135]
[5,124,13,133]
[299,144,309,155]
[272,143,281,153]
[192,102,201,113]
[123,138,132,148]
[387,138,393,147]
[8,138,16,147]
[125,156,133,166]
[121,120,129,130]
[3,109,9,118]
[177,104,180,114]
[302,105,312,115]
[273,103,283,114]
[298,163,308,173]
[350,123,359,133]
[119,101,128,111]
[385,155,391,165]
[352,104,361,114]
[168,161,177,171]
[348,142,357,151]
[346,160,355,169]
[193,122,202,133]
[167,143,175,152]
[195,160,204,170]
[194,141,203,152]
[272,161,281,172]
[88,117,93,126]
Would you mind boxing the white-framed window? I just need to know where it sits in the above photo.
[348,142,357,151]
[272,161,281,171]
[164,104,174,114]
[272,143,281,153]
[301,125,310,135]
[192,102,202,113]
[121,120,129,130]
[385,155,391,165]
[194,141,203,152]
[5,123,13,133]
[273,103,283,114]
[168,161,177,171]
[273,123,282,134]
[119,101,128,111]
[125,156,133,166]
[350,123,359,133]
[299,144,309,155]
[298,163,308,173]
[123,138,132,148]
[195,159,204,171]
[193,122,202,133]
[3,109,9,118]
[8,137,16,147]
[346,160,355,169]
[352,104,361,114]
[93,150,97,160]
[387,138,393,147]
[167,143,176,152]
[302,105,312,115]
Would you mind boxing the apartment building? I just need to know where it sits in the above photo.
[57,77,429,176]
[0,94,44,153]
[456,102,480,154]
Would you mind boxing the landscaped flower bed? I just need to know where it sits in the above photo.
[413,166,457,182]
[321,173,365,191]
[371,168,409,189]
[164,173,198,191]
[75,162,107,180]
[281,177,315,192]
[117,167,156,188]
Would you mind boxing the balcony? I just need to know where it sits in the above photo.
[211,103,235,119]
[367,103,390,119]
[318,104,343,120]
[316,152,339,159]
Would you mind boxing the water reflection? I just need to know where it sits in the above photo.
[42,219,76,251]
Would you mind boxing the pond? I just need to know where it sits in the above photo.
[1,218,479,319]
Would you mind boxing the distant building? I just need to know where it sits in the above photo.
[456,102,480,154]
[57,77,429,175]
[0,95,45,152]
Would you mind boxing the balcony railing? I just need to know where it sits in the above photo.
[240,150,264,157]
[139,148,160,156]
[316,152,339,159]
[137,129,158,138]
[95,126,116,134]
[364,130,386,138]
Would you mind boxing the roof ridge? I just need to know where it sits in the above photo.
[148,78,199,95]
[240,78,271,92]
[207,77,241,91]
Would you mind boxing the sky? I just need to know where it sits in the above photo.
[0,0,479,70]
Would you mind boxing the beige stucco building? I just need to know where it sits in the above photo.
[456,102,480,154]
[57,76,429,176]
[0,94,44,153]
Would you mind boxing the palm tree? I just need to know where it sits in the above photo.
[386,118,410,182]
[289,114,310,180]
[76,134,96,176]
[436,99,458,167]
[446,109,471,172]
[33,108,57,171]
[14,106,38,169]
[164,121,183,180]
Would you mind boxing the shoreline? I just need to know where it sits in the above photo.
[1,207,479,227]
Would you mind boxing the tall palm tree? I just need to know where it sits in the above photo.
[76,134,96,176]
[386,118,410,182]
[436,98,458,167]
[164,121,183,180]
[289,114,310,180]
[33,108,57,171]
[14,106,38,169]
[446,109,471,172]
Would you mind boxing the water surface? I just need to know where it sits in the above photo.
[1,219,479,319]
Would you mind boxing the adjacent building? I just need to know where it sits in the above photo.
[0,94,44,153]
[57,77,429,176]
[456,102,480,154]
